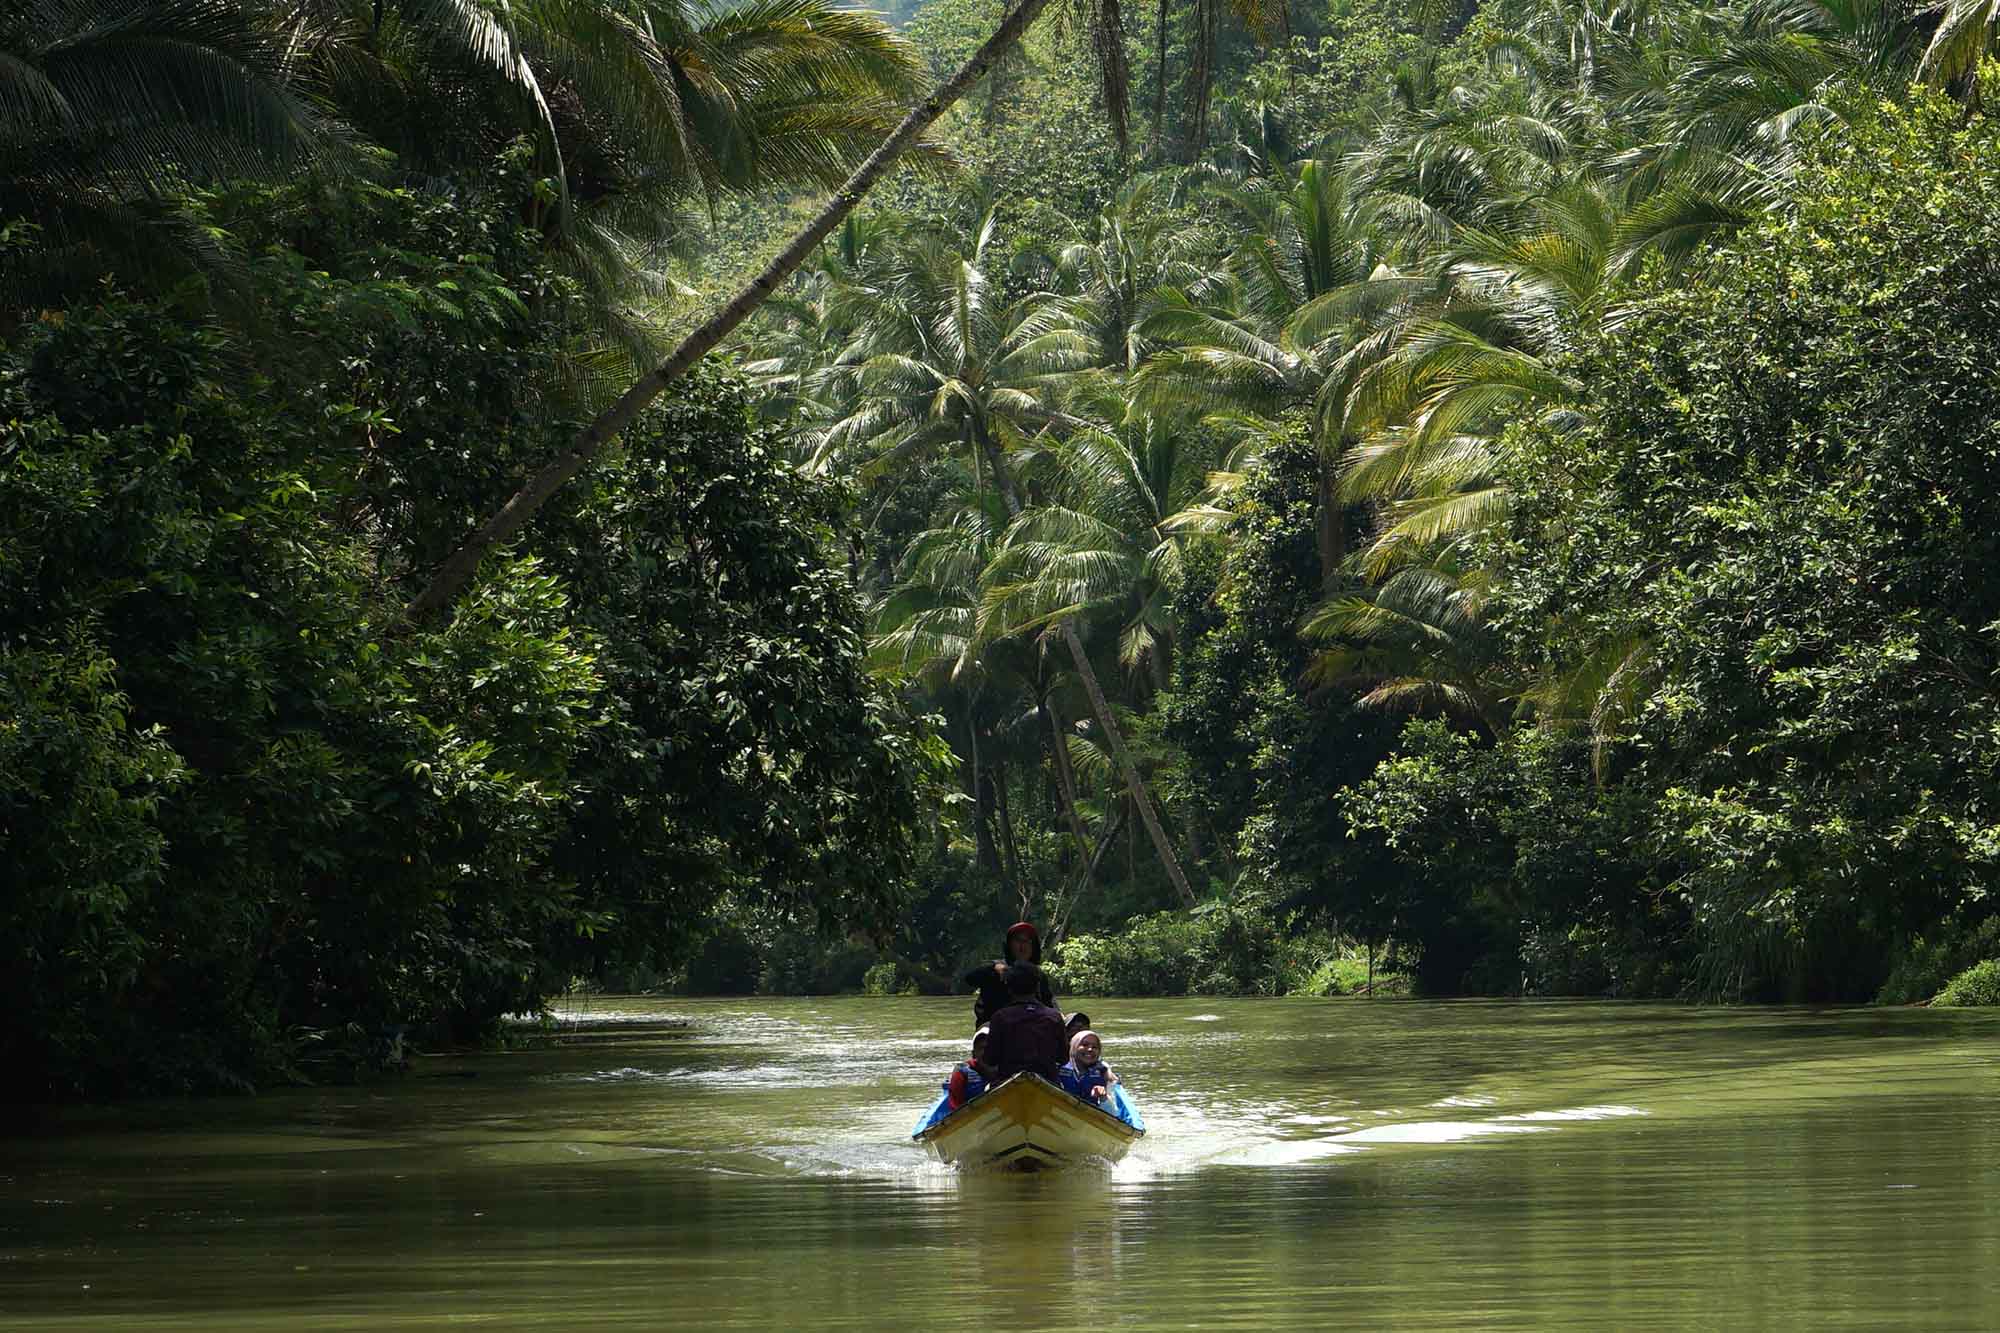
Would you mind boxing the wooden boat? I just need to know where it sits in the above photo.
[912,1072,1145,1169]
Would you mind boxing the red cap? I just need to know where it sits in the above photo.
[1007,921,1039,939]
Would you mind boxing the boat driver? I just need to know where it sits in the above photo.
[962,921,1058,1029]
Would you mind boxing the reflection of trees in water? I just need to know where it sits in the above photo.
[961,1169,1126,1291]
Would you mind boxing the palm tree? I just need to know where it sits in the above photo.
[806,216,1098,480]
[1,0,329,311]
[871,491,1019,874]
[1134,159,1387,589]
[281,0,936,367]
[1330,176,1621,576]
[1047,173,1230,372]
[872,489,1113,894]
[810,221,1202,906]
[1300,562,1514,731]
[983,381,1229,694]
[404,0,1067,618]
[1918,0,2000,90]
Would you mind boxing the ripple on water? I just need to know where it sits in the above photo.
[1335,1120,1551,1145]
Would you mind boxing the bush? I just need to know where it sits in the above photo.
[756,930,878,995]
[1878,917,2000,1005]
[1933,960,2000,1007]
[1288,948,1411,997]
[1051,903,1362,996]
[861,961,915,996]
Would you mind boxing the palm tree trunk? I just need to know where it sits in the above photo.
[967,707,999,871]
[1185,0,1219,161]
[1050,804,1126,941]
[404,0,1064,621]
[1041,697,1093,858]
[995,756,1025,894]
[1150,0,1169,160]
[1315,452,1346,592]
[970,427,1198,908]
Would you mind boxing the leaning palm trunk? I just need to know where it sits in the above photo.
[972,428,1199,909]
[404,0,1062,620]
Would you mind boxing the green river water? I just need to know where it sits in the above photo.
[4,997,1998,1330]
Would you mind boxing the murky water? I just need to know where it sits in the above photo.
[4,998,1998,1329]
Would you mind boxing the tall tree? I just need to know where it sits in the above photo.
[815,221,1202,905]
[403,0,1063,619]
[1135,159,1385,589]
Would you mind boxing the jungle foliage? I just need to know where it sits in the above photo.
[731,0,2000,1003]
[3,161,925,1097]
[11,0,2000,1104]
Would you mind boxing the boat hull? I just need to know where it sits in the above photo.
[913,1072,1143,1169]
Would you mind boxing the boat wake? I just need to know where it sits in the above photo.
[532,1001,1653,1188]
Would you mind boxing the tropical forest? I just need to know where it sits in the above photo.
[9,0,2000,1106]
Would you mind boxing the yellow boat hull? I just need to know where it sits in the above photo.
[914,1073,1142,1169]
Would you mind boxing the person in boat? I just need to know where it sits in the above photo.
[962,921,1058,1029]
[983,963,1067,1084]
[1064,1011,1091,1049]
[1059,1029,1115,1103]
[944,1028,994,1111]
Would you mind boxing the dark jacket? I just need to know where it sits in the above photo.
[962,923,1057,1028]
[985,1001,1068,1084]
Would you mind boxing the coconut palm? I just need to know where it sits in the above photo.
[982,380,1233,694]
[0,0,329,311]
[873,489,1114,889]
[815,220,1201,906]
[280,0,936,368]
[871,491,1018,873]
[1330,176,1625,577]
[1918,0,2000,90]
[1047,174,1230,372]
[1133,159,1388,588]
[1299,562,1514,731]
[806,215,1100,480]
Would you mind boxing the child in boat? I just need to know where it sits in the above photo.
[1060,1029,1116,1103]
[944,1027,994,1111]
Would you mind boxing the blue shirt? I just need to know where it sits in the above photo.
[1059,1060,1112,1101]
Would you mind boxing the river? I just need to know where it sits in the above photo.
[4,997,1997,1329]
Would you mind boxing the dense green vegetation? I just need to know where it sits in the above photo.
[730,0,2000,1005]
[8,0,2000,1098]
[2,0,937,1096]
